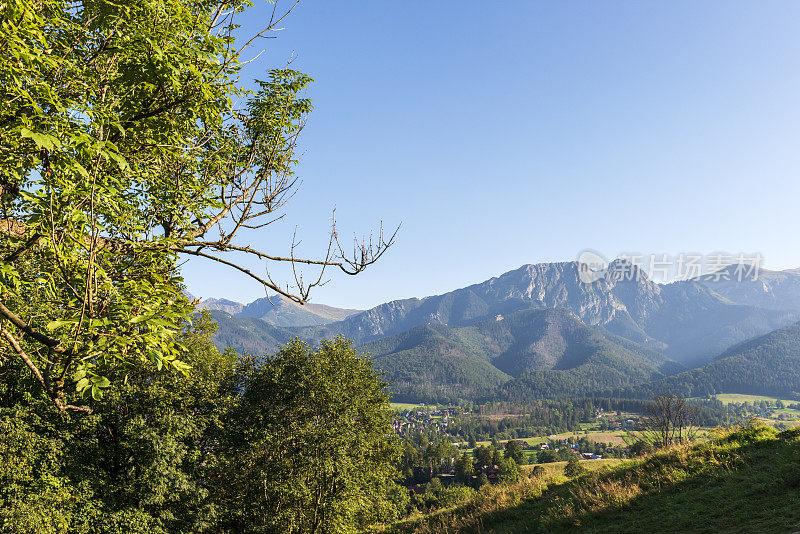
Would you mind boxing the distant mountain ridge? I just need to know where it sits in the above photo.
[362,307,684,402]
[206,260,800,401]
[290,260,797,366]
[613,320,800,400]
[197,295,361,328]
[694,264,800,312]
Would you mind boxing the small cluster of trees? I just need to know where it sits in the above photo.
[448,399,594,442]
[638,393,701,449]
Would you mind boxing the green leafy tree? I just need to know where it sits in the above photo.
[0,310,238,533]
[504,439,525,465]
[217,337,400,533]
[454,452,474,484]
[0,0,392,412]
[474,445,493,467]
[564,455,586,477]
[537,449,559,463]
[630,440,654,457]
[492,448,504,466]
[497,457,519,484]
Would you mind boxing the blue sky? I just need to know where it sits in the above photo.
[182,1,800,309]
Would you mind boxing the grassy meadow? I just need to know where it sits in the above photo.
[382,424,800,533]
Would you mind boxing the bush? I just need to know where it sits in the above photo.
[630,440,654,457]
[538,449,559,463]
[564,456,587,477]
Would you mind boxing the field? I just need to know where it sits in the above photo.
[704,393,797,405]
[473,430,632,450]
[390,402,429,411]
[521,458,625,477]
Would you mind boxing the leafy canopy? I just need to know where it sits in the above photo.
[0,0,390,411]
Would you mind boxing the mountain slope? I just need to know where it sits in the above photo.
[293,261,797,366]
[207,260,800,401]
[390,425,800,533]
[619,321,800,398]
[205,310,294,354]
[695,265,800,312]
[198,295,361,328]
[363,324,512,402]
[361,308,683,402]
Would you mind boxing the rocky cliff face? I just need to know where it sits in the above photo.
[294,260,797,366]
[694,265,800,311]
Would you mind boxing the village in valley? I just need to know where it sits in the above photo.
[390,394,800,488]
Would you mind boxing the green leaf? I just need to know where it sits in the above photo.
[76,377,90,392]
[92,376,111,388]
[46,320,72,332]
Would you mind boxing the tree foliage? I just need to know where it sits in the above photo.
[563,455,586,477]
[216,337,401,533]
[0,311,236,533]
[1,318,404,533]
[0,0,392,412]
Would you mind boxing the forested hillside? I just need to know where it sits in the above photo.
[361,308,683,402]
[615,322,800,399]
[207,264,800,403]
[209,261,800,403]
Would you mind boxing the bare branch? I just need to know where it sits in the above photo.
[0,298,69,353]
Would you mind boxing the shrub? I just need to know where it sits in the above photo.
[564,456,587,477]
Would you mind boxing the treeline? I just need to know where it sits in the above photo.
[0,313,408,534]
[440,397,751,444]
[447,399,594,442]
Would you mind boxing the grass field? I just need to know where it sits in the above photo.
[704,393,797,405]
[521,458,625,478]
[390,402,429,411]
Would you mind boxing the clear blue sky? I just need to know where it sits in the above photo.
[182,1,800,309]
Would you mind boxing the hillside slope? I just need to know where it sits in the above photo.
[292,261,797,367]
[206,310,294,354]
[620,321,800,399]
[363,324,512,402]
[390,425,800,533]
[361,308,683,402]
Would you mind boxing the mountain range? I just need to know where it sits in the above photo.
[201,261,800,402]
[197,294,361,328]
